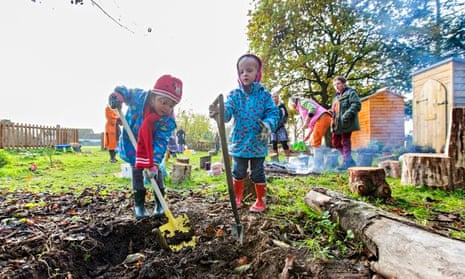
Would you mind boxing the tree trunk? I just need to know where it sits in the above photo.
[304,187,465,279]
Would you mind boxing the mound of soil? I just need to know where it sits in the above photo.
[1,185,373,279]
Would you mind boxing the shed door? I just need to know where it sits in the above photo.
[416,79,447,152]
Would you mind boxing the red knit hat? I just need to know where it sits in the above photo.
[151,74,183,104]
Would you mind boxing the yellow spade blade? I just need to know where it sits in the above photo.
[159,211,196,252]
[159,211,191,236]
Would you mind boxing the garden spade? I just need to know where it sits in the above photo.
[210,94,244,244]
[117,108,195,252]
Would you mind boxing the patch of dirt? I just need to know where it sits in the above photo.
[7,180,454,279]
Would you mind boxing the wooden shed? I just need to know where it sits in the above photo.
[351,88,405,150]
[412,57,465,152]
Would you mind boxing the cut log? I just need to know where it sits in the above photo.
[400,108,465,190]
[400,153,450,189]
[348,167,391,199]
[170,162,191,183]
[304,187,465,279]
[377,160,401,178]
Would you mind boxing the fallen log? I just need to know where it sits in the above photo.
[304,187,465,279]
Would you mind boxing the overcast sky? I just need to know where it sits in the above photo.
[0,0,250,133]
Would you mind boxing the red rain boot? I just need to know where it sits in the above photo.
[233,178,244,208]
[250,183,266,212]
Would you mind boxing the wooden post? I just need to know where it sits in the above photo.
[199,155,211,169]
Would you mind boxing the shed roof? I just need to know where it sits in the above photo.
[360,87,405,102]
[412,57,465,76]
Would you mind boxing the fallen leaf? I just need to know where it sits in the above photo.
[236,256,248,266]
[123,253,146,264]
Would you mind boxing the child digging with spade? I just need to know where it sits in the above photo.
[209,53,279,212]
[108,74,183,220]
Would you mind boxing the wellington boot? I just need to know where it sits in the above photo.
[152,188,166,218]
[109,150,118,163]
[250,183,266,213]
[153,201,165,218]
[233,179,244,208]
[134,190,149,220]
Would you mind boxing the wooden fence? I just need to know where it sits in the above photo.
[0,122,79,149]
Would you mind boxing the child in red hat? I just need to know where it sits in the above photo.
[210,54,279,212]
[108,74,182,219]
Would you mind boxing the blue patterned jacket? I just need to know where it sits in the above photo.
[114,86,176,166]
[224,82,279,158]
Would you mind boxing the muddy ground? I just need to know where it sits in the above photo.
[1,177,462,279]
[0,180,377,279]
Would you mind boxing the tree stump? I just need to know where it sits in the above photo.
[400,153,450,189]
[348,167,391,199]
[377,160,401,178]
[199,155,211,169]
[176,157,190,164]
[170,162,191,183]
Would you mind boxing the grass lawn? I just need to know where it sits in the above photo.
[0,146,464,241]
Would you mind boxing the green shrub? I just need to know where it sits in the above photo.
[0,150,10,168]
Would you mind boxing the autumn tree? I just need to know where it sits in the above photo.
[355,0,465,93]
[175,109,215,149]
[247,0,383,108]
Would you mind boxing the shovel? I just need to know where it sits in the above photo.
[117,108,195,252]
[210,94,244,244]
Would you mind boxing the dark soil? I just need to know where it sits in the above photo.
[1,180,462,279]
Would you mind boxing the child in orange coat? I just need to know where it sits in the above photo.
[104,105,121,163]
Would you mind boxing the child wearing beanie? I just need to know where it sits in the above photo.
[108,74,182,219]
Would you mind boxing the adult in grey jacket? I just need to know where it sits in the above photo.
[330,76,361,170]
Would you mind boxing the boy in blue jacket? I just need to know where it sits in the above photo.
[108,74,182,219]
[210,54,279,212]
